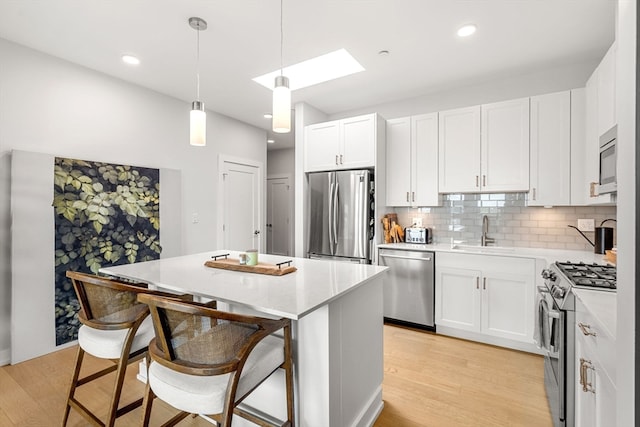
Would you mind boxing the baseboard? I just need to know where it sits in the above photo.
[0,348,9,366]
[352,385,384,427]
[435,326,544,355]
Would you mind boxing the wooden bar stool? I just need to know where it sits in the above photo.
[62,271,188,427]
[137,293,295,427]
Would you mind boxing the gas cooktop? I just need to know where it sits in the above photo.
[555,261,616,291]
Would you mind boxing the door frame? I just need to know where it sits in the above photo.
[217,155,265,252]
[267,173,294,256]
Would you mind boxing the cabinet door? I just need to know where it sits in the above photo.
[340,114,376,170]
[385,118,411,206]
[529,91,571,206]
[305,121,340,172]
[481,98,530,192]
[435,266,481,332]
[597,43,616,136]
[412,113,440,206]
[575,335,597,427]
[481,270,534,342]
[438,106,481,193]
[570,88,587,205]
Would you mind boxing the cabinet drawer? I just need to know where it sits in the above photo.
[575,300,615,384]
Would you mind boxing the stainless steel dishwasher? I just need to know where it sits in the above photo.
[378,248,435,330]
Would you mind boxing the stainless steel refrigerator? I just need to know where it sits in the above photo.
[307,169,374,263]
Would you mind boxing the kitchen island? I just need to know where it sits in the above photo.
[101,250,388,427]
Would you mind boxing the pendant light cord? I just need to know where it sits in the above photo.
[196,24,201,100]
[280,0,284,76]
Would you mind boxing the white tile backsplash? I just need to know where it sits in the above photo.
[393,193,617,251]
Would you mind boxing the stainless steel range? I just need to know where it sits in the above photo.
[537,261,616,427]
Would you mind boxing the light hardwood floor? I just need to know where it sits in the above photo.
[0,325,552,426]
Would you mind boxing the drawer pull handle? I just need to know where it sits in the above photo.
[579,358,596,393]
[578,322,597,337]
[476,277,480,290]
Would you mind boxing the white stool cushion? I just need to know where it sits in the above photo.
[78,315,154,359]
[148,334,284,415]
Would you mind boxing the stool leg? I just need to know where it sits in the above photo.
[141,356,154,427]
[105,354,131,427]
[284,324,295,427]
[62,346,85,426]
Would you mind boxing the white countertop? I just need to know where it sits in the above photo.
[100,250,388,320]
[378,242,610,265]
[573,288,617,339]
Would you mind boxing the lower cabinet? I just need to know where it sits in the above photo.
[574,297,616,427]
[435,252,535,349]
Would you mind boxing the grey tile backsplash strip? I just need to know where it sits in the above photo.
[394,193,617,251]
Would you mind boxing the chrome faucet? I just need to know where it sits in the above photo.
[481,215,495,246]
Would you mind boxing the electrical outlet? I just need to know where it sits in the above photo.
[412,217,423,227]
[577,218,594,232]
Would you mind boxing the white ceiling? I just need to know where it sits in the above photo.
[0,1,615,150]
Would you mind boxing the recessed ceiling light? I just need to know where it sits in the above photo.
[267,139,275,144]
[121,54,140,65]
[252,48,365,91]
[457,24,477,38]
[264,113,273,119]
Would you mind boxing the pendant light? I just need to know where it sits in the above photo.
[189,17,207,146]
[272,0,291,133]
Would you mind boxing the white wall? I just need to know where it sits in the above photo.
[267,148,295,176]
[0,38,267,363]
[329,60,599,121]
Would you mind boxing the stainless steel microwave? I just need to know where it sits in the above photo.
[599,125,617,194]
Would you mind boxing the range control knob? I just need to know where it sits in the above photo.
[541,269,551,279]
[551,285,565,299]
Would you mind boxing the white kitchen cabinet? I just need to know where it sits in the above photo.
[529,91,571,206]
[582,60,616,205]
[481,98,530,192]
[304,113,377,172]
[435,252,535,347]
[597,43,616,137]
[574,296,617,427]
[438,98,529,193]
[386,113,439,207]
[438,106,481,193]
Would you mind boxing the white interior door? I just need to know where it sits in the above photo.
[267,177,291,256]
[221,159,262,252]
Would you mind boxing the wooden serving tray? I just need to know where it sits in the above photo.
[204,258,297,276]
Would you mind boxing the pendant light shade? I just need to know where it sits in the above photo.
[272,75,291,133]
[190,101,206,146]
[189,17,207,146]
[273,0,291,133]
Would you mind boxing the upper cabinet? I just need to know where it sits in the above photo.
[438,106,481,192]
[386,113,440,207]
[304,113,378,172]
[439,98,529,193]
[597,43,616,137]
[529,91,571,206]
[580,43,616,205]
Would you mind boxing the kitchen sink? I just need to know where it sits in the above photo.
[451,244,516,254]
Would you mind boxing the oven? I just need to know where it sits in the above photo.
[537,261,616,427]
[536,272,573,427]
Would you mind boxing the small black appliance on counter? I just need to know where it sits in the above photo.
[404,227,432,244]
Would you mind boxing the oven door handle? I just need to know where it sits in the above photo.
[537,285,550,294]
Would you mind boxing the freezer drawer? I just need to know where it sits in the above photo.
[378,249,435,329]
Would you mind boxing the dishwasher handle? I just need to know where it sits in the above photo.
[379,253,432,262]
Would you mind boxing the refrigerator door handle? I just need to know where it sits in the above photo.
[332,181,339,252]
[328,181,335,249]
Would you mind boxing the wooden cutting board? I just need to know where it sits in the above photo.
[204,258,297,276]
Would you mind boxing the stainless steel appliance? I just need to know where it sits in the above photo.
[537,261,616,427]
[404,227,432,244]
[378,248,435,330]
[598,125,617,194]
[307,169,374,263]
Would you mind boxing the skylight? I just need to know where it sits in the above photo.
[252,48,365,91]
